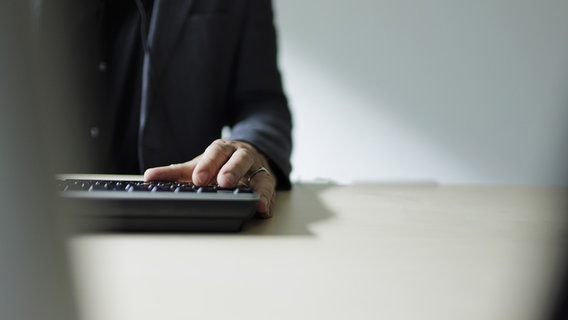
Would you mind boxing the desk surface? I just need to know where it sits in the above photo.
[69,181,567,320]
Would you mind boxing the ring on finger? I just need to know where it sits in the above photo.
[247,166,270,184]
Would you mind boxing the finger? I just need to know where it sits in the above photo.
[143,157,200,182]
[216,148,256,188]
[192,140,235,185]
[249,170,276,218]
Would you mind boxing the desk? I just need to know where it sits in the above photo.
[70,182,567,320]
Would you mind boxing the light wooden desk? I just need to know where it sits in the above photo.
[69,182,567,320]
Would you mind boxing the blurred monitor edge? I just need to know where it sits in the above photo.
[0,1,79,320]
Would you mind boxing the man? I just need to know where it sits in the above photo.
[39,0,293,218]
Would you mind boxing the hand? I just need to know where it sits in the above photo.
[143,139,276,218]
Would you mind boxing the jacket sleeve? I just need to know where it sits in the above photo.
[227,0,293,190]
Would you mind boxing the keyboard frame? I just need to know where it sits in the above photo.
[57,176,260,232]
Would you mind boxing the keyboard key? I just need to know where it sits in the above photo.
[197,186,217,193]
[154,182,176,192]
[131,183,154,192]
[176,184,197,192]
[112,181,130,191]
[235,188,253,194]
[91,181,111,191]
[66,181,90,191]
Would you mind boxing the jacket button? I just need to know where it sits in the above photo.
[90,127,99,138]
[98,61,107,72]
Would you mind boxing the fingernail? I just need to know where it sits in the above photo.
[223,172,236,186]
[258,197,272,218]
[143,168,155,180]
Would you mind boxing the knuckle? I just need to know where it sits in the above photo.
[212,138,226,146]
[206,143,231,159]
[238,147,254,160]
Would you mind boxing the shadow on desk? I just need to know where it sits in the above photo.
[242,182,336,236]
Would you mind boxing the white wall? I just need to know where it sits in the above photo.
[274,0,568,185]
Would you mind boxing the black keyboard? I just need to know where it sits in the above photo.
[57,179,259,232]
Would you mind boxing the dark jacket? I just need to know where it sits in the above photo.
[40,0,293,189]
